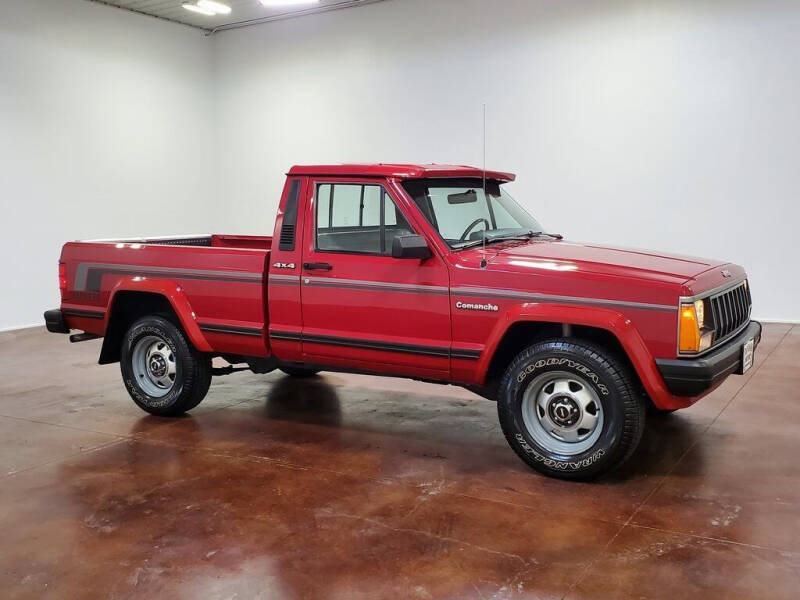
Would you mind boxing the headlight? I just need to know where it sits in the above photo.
[693,299,704,329]
[679,299,714,354]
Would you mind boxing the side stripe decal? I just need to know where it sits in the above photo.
[268,274,301,285]
[74,263,263,292]
[269,330,302,342]
[450,348,483,360]
[302,277,448,295]
[269,330,480,360]
[451,286,676,312]
[199,323,263,337]
[303,333,450,357]
[274,276,675,311]
[63,308,105,319]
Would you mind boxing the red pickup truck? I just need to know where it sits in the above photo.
[44,163,760,479]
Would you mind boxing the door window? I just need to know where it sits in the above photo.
[316,183,413,255]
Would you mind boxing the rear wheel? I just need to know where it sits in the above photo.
[279,366,321,378]
[120,315,211,416]
[498,339,645,480]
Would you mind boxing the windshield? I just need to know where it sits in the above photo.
[401,178,543,249]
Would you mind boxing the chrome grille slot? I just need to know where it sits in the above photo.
[708,281,751,344]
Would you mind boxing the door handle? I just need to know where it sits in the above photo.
[303,262,333,271]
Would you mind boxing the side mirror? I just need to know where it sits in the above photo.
[392,234,432,260]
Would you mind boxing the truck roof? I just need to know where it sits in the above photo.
[287,163,516,182]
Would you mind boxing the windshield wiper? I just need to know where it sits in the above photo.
[454,230,562,250]
[454,230,535,249]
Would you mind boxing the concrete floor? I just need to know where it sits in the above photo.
[0,324,798,599]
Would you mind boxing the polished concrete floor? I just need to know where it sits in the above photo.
[0,324,798,599]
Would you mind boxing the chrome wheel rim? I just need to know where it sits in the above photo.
[131,335,176,398]
[521,370,604,456]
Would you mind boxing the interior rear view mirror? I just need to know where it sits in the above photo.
[447,189,478,204]
[392,234,432,260]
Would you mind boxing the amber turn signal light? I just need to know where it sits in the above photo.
[679,304,700,352]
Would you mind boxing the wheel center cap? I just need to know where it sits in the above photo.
[149,355,167,378]
[548,395,580,427]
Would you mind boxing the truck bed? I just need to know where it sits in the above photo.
[59,234,272,358]
[81,234,273,250]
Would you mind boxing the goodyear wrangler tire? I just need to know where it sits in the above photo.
[498,339,645,480]
[120,315,212,417]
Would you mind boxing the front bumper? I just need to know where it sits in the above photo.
[44,309,70,334]
[656,320,762,397]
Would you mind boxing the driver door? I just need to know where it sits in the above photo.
[299,178,451,380]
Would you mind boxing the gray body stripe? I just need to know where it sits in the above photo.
[268,274,301,285]
[301,277,671,310]
[199,323,263,337]
[303,277,449,295]
[74,262,262,291]
[73,263,673,312]
[269,330,480,360]
[63,308,105,319]
[451,286,676,312]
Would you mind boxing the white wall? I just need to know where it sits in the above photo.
[2,0,799,329]
[0,0,216,330]
[211,0,800,321]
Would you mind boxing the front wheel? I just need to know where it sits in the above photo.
[498,339,645,480]
[120,315,211,416]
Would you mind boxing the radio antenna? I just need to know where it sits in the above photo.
[480,103,488,269]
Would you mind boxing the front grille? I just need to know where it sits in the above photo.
[709,281,751,343]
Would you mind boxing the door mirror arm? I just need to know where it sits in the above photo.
[391,235,432,260]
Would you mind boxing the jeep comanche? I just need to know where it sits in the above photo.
[44,164,761,479]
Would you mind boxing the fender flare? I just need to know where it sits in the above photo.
[106,277,212,352]
[477,302,673,407]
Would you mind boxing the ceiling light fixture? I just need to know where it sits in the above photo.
[182,3,215,15]
[197,0,232,14]
[259,0,321,7]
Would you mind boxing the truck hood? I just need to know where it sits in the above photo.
[485,240,725,285]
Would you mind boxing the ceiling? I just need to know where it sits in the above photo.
[86,0,388,34]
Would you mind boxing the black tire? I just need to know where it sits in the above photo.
[497,339,645,480]
[279,366,321,378]
[647,399,677,417]
[120,315,212,417]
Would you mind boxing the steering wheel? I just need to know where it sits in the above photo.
[459,218,490,241]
